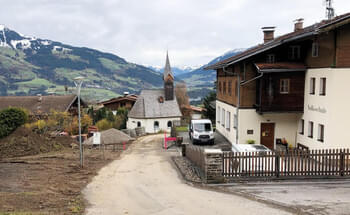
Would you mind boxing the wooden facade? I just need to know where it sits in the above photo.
[101,95,138,111]
[214,21,350,114]
[256,72,305,113]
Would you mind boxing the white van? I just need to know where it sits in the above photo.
[189,119,214,145]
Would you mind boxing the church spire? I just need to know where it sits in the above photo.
[163,51,174,101]
[163,50,174,81]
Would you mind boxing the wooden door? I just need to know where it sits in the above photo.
[260,123,275,150]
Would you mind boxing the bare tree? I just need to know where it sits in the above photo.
[175,82,191,120]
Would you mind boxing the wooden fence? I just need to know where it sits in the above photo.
[223,149,350,179]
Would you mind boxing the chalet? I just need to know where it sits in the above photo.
[127,52,182,133]
[205,13,350,150]
[0,94,86,117]
[99,93,138,111]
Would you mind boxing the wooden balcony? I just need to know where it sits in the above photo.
[254,64,305,114]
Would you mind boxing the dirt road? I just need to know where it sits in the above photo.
[84,135,291,215]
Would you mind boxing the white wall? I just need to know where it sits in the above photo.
[297,68,350,149]
[216,100,301,147]
[191,113,202,120]
[239,110,301,147]
[215,100,237,144]
[127,117,181,133]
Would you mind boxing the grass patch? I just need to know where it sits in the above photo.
[176,126,188,132]
[99,57,122,71]
[16,78,53,87]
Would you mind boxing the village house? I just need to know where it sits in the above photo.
[206,13,350,150]
[99,93,138,111]
[127,52,182,133]
[0,94,86,118]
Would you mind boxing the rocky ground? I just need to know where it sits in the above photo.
[172,156,202,183]
[0,127,132,215]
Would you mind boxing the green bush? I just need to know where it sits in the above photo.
[96,119,113,131]
[0,107,29,138]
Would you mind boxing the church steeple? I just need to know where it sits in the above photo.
[163,51,174,81]
[163,51,174,101]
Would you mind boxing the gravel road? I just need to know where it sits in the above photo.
[84,135,291,215]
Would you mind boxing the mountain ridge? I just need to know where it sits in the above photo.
[0,26,163,101]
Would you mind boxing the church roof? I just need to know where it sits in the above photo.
[128,89,182,119]
[163,51,174,81]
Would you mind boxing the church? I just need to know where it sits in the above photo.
[127,52,182,133]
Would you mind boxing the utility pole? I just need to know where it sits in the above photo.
[74,76,85,168]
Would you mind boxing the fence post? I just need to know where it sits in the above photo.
[340,150,345,176]
[275,152,280,178]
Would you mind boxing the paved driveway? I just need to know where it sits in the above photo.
[179,131,232,150]
[83,135,290,215]
[222,180,350,215]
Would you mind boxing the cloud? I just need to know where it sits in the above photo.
[0,0,350,67]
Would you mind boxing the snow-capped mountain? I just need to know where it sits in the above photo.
[148,65,200,76]
[0,25,163,101]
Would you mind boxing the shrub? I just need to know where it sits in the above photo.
[246,139,255,144]
[0,107,29,138]
[96,119,113,131]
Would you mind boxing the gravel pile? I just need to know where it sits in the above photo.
[173,156,203,183]
[84,128,135,145]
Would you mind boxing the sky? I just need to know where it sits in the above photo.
[1,0,350,67]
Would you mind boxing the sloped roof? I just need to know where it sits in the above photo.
[99,94,138,105]
[163,51,174,81]
[84,128,135,145]
[206,12,350,70]
[0,94,82,114]
[128,89,182,119]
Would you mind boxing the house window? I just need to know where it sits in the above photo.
[310,78,315,95]
[218,82,222,93]
[280,79,290,94]
[289,45,301,60]
[223,81,226,95]
[222,109,225,127]
[228,81,232,96]
[226,111,231,131]
[320,78,326,96]
[154,121,159,131]
[318,124,324,142]
[308,121,314,138]
[120,102,126,107]
[167,121,172,128]
[312,42,319,57]
[137,121,141,127]
[267,54,275,63]
[217,107,221,123]
[299,119,304,135]
[233,114,238,129]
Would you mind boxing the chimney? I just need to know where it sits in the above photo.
[294,18,304,31]
[262,27,275,43]
[123,92,129,97]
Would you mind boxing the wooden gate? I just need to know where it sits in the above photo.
[222,149,350,179]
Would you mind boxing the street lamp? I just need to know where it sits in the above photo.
[74,76,85,168]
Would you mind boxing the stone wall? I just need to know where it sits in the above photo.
[203,149,224,183]
[185,145,224,184]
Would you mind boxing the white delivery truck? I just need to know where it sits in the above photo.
[189,119,215,145]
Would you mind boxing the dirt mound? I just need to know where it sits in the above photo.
[0,127,75,159]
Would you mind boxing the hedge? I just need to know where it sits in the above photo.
[0,107,29,138]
